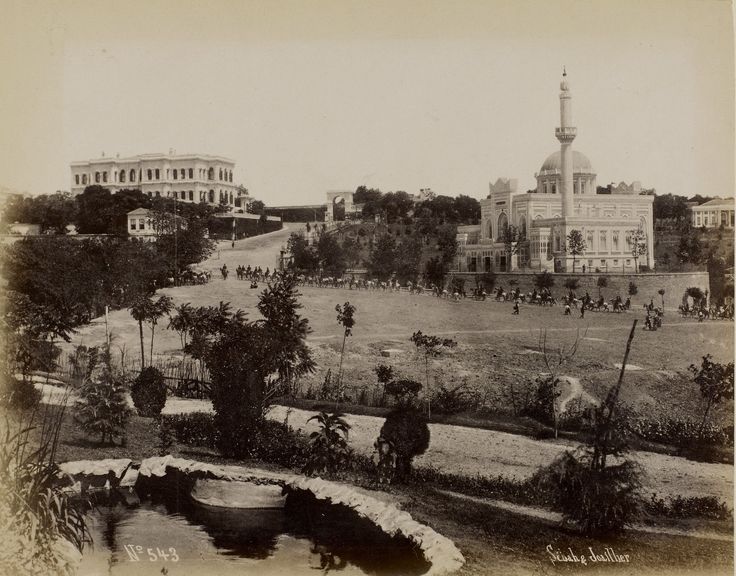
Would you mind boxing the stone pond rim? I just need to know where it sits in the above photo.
[59,455,466,576]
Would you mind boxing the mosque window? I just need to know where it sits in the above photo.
[120,171,125,183]
[599,231,607,250]
[612,231,619,251]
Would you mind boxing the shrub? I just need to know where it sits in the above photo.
[249,419,311,469]
[380,408,430,481]
[519,375,560,427]
[0,377,42,410]
[537,450,642,534]
[131,366,167,417]
[630,416,732,448]
[73,348,132,445]
[534,271,555,290]
[645,494,731,520]
[384,379,422,406]
[303,412,352,476]
[563,278,579,291]
[163,412,218,448]
[628,281,638,296]
[431,382,475,415]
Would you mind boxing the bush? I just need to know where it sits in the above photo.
[534,271,555,290]
[380,408,430,481]
[73,348,132,445]
[131,367,167,417]
[163,412,218,448]
[431,382,475,415]
[628,281,638,296]
[537,450,643,534]
[519,375,559,427]
[630,416,732,448]
[0,377,42,410]
[645,494,731,520]
[385,379,422,405]
[303,412,352,476]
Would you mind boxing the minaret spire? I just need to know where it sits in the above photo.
[555,69,576,219]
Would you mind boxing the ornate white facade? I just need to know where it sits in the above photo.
[456,72,655,274]
[70,152,246,207]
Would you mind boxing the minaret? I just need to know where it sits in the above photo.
[555,68,576,218]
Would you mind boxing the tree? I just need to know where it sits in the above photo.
[129,294,172,367]
[628,282,638,296]
[374,364,395,406]
[410,331,457,418]
[334,302,356,410]
[538,329,581,438]
[73,346,132,445]
[501,225,520,272]
[131,366,167,417]
[688,355,734,435]
[534,271,555,291]
[563,278,579,292]
[538,321,643,535]
[597,276,608,298]
[380,407,430,481]
[168,302,194,348]
[287,232,319,273]
[256,273,315,397]
[147,295,173,363]
[566,229,586,272]
[341,236,362,270]
[317,232,346,276]
[246,199,265,215]
[368,234,397,280]
[658,288,666,310]
[628,228,648,272]
[395,237,423,282]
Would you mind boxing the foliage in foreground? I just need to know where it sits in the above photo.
[0,392,89,575]
[303,411,352,476]
[73,347,132,445]
[131,366,167,417]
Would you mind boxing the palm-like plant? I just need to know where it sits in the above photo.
[303,411,352,476]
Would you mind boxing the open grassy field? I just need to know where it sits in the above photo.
[69,268,734,428]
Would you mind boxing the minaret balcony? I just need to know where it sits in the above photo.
[555,127,577,141]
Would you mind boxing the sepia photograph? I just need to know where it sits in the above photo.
[0,1,734,575]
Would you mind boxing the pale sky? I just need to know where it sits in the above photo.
[0,0,734,205]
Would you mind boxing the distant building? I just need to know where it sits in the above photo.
[71,152,247,208]
[690,197,735,229]
[455,71,654,273]
[127,207,186,240]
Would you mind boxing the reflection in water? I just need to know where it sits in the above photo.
[77,485,430,576]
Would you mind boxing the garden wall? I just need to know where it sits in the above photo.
[451,271,710,310]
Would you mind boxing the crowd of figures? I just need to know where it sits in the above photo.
[213,265,734,326]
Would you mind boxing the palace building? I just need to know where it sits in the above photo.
[455,72,655,274]
[70,152,247,207]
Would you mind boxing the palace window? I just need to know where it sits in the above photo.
[120,171,125,183]
[612,231,619,251]
[188,168,193,179]
[75,175,80,185]
[586,232,594,250]
[103,172,107,183]
[208,167,214,180]
[180,169,185,179]
[155,168,160,180]
[95,172,100,183]
[189,191,193,201]
[599,231,607,250]
[173,170,178,180]
[130,219,136,230]
[147,169,153,180]
[129,169,136,182]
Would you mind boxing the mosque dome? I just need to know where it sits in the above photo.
[540,150,595,174]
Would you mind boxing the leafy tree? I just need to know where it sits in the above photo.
[368,234,397,280]
[246,198,265,215]
[287,232,319,273]
[533,271,555,290]
[380,408,430,481]
[563,278,579,292]
[303,412,352,476]
[436,223,459,266]
[131,366,167,417]
[334,302,356,409]
[597,276,608,298]
[566,229,586,272]
[538,321,643,534]
[688,355,734,435]
[410,331,456,418]
[653,193,689,221]
[317,232,346,276]
[423,256,447,289]
[256,273,315,396]
[341,235,362,270]
[374,364,395,405]
[479,270,497,292]
[628,228,648,272]
[129,295,173,367]
[628,281,638,296]
[658,288,666,310]
[395,236,423,282]
[73,347,132,445]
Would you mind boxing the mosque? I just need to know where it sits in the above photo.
[455,71,655,274]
